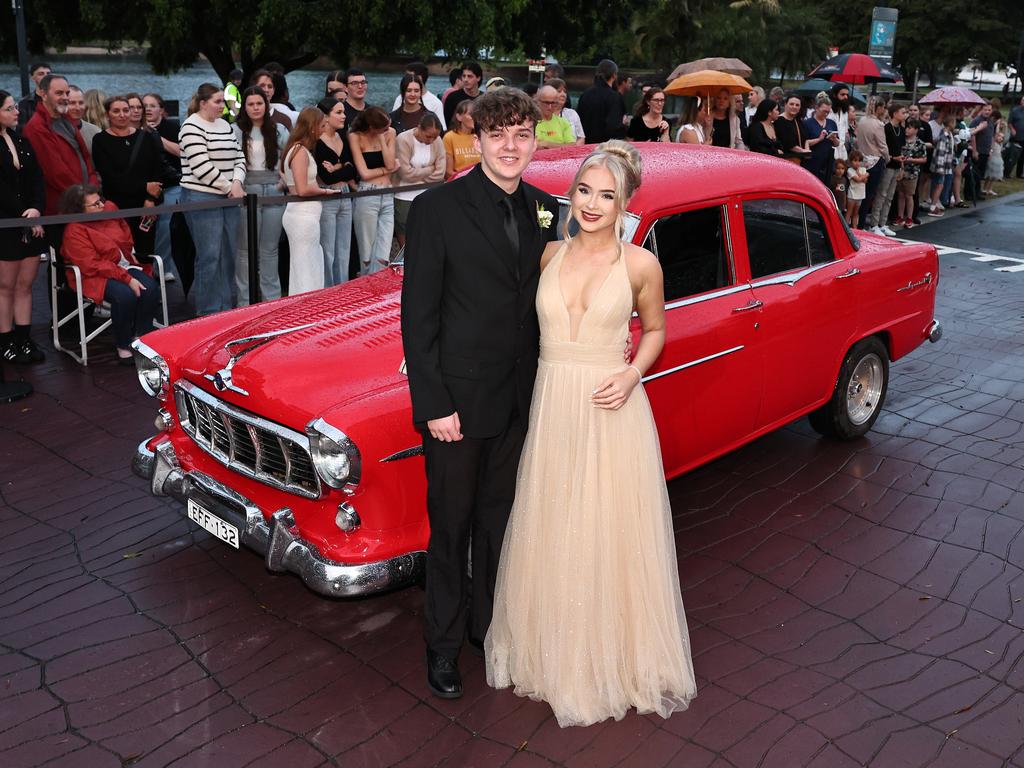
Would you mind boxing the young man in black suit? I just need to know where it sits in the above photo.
[401,89,559,699]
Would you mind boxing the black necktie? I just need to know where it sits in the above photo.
[500,196,520,259]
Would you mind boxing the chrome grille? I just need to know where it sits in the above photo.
[174,380,320,498]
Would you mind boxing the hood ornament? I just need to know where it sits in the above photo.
[204,323,316,396]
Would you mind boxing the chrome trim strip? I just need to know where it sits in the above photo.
[642,345,745,383]
[380,445,425,463]
[750,261,833,288]
[896,272,933,293]
[130,438,425,597]
[664,283,751,311]
[176,380,320,499]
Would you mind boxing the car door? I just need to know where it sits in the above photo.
[637,201,764,477]
[740,196,861,430]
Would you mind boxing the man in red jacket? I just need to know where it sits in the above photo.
[23,74,99,218]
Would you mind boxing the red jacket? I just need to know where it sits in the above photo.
[61,201,150,304]
[23,101,99,214]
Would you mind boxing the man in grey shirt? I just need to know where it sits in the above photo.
[969,103,995,196]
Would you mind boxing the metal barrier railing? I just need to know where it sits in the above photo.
[0,181,438,308]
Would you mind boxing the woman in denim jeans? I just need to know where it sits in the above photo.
[179,84,246,315]
[234,87,289,304]
[349,107,398,275]
[316,98,357,286]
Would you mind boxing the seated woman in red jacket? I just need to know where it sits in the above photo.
[59,184,160,364]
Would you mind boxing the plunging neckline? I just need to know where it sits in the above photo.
[556,241,622,343]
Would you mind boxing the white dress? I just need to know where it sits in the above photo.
[282,146,324,295]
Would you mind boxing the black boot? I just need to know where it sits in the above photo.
[9,325,44,364]
[426,649,463,699]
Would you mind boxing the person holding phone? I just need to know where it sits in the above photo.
[802,94,839,183]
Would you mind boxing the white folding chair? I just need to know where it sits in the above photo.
[49,248,169,365]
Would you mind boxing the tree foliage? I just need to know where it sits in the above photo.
[2,0,1021,89]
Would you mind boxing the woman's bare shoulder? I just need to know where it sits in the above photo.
[540,239,563,270]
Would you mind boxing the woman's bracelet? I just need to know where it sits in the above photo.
[628,364,643,382]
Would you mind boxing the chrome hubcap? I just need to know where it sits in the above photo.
[846,354,883,426]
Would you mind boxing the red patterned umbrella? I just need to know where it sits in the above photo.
[917,86,987,108]
[806,53,901,85]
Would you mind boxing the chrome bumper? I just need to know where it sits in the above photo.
[132,437,424,597]
[928,319,942,343]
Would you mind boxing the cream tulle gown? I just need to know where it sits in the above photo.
[485,241,697,728]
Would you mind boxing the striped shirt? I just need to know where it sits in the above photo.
[179,114,246,194]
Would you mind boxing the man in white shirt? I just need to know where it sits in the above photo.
[392,61,446,130]
[828,83,852,162]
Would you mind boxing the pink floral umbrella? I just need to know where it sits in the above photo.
[918,86,987,107]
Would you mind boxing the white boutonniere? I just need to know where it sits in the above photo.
[536,203,553,229]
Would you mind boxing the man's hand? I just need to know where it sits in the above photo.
[427,412,463,442]
[146,181,162,198]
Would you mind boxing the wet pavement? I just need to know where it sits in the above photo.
[2,203,1024,767]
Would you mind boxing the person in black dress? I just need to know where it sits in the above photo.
[626,88,670,142]
[746,99,785,157]
[91,95,177,258]
[0,90,47,365]
[774,94,812,164]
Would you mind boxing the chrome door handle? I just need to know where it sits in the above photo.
[732,299,764,313]
[835,268,861,280]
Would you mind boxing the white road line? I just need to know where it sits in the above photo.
[891,237,1024,274]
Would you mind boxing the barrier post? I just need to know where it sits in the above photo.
[245,193,259,305]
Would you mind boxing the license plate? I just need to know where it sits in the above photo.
[187,498,240,549]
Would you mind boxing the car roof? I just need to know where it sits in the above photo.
[523,143,836,217]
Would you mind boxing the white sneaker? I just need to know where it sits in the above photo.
[870,226,884,235]
[881,225,897,236]
[164,273,177,283]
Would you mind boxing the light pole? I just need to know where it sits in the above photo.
[12,0,29,97]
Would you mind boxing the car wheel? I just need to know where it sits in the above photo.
[808,337,889,440]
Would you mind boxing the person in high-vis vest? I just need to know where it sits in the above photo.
[223,69,243,122]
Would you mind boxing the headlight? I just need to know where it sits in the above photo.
[132,339,170,398]
[306,418,362,491]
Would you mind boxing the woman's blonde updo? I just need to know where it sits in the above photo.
[565,139,643,239]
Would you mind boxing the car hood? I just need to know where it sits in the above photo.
[176,270,408,427]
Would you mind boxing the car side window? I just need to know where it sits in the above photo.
[648,205,733,302]
[743,199,836,279]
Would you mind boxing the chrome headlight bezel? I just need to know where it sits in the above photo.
[305,418,362,491]
[131,339,170,399]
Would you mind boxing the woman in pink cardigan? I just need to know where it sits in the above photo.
[393,113,446,249]
[59,184,160,363]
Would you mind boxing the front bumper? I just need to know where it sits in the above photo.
[132,437,424,597]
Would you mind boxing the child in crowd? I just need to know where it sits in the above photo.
[895,119,927,228]
[442,100,480,180]
[982,119,1006,196]
[846,151,868,226]
[831,159,848,214]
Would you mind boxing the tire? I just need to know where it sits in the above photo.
[808,336,889,440]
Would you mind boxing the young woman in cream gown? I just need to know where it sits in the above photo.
[485,141,697,727]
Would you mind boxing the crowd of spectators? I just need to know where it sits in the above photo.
[2,56,1022,366]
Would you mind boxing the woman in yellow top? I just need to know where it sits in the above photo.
[442,100,480,179]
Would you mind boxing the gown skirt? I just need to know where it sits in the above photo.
[485,243,697,728]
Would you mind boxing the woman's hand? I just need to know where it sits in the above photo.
[146,181,162,198]
[591,367,642,410]
[128,277,145,297]
[228,180,245,199]
[22,208,44,237]
[659,120,669,134]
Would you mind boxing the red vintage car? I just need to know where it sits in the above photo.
[131,143,941,597]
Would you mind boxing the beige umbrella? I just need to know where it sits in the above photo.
[668,57,753,81]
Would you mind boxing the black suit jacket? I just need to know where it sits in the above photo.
[401,165,559,439]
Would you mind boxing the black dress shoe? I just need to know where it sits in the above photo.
[426,649,463,699]
[467,637,484,657]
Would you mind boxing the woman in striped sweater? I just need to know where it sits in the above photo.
[179,83,246,316]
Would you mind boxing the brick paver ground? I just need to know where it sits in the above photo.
[2,246,1024,767]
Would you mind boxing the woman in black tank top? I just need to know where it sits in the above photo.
[349,106,398,276]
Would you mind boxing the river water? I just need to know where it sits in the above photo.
[0,59,405,117]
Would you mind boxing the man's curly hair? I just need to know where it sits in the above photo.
[471,87,541,136]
